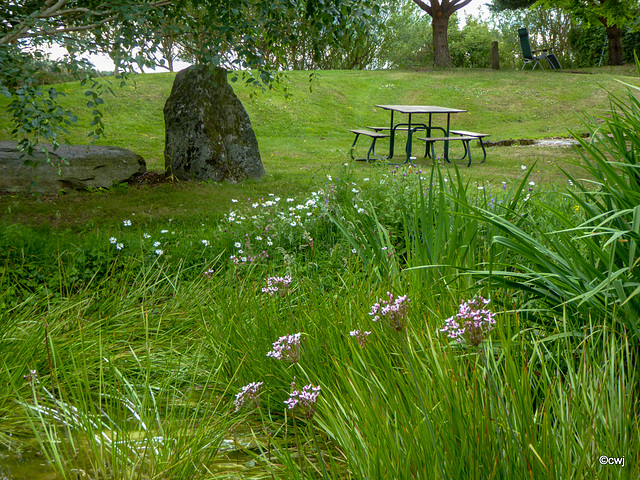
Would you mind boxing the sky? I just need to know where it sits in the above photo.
[460,0,490,22]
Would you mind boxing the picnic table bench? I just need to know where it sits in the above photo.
[349,129,390,162]
[416,130,489,166]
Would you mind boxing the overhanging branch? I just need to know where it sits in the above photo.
[412,0,473,17]
[0,0,174,45]
[412,0,432,16]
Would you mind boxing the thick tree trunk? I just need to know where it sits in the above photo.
[412,0,471,68]
[432,12,451,68]
[605,23,623,66]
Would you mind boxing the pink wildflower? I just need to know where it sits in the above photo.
[440,295,496,347]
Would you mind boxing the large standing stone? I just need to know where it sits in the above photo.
[0,142,146,194]
[163,65,265,183]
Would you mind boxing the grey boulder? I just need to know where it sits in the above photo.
[164,65,265,183]
[0,141,146,194]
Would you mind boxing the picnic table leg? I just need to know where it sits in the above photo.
[425,114,433,158]
[405,128,413,164]
[428,139,436,162]
[406,113,413,162]
[386,110,395,159]
[465,140,472,167]
[349,133,361,160]
[368,136,385,162]
[444,113,452,162]
[478,138,487,163]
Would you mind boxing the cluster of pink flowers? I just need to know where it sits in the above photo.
[262,275,292,295]
[369,292,411,331]
[284,382,322,420]
[234,382,263,412]
[349,329,371,347]
[230,250,269,265]
[440,295,496,347]
[266,333,302,363]
[235,277,321,419]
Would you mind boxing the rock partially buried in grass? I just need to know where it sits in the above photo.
[163,65,265,183]
[0,141,146,194]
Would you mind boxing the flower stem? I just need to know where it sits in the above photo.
[309,422,329,480]
[479,344,530,477]
[400,333,447,480]
[292,412,304,474]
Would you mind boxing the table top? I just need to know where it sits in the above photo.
[375,105,467,114]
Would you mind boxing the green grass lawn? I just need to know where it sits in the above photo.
[1,66,638,228]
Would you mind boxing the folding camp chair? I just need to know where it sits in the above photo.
[518,28,561,70]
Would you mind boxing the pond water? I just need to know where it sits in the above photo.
[485,137,582,148]
[0,434,273,479]
[0,449,57,480]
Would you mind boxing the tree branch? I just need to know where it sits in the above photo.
[452,0,473,10]
[24,15,121,39]
[0,0,174,45]
[0,1,71,45]
[35,7,115,19]
[1,0,71,45]
[42,0,72,17]
[412,0,473,16]
[412,0,433,16]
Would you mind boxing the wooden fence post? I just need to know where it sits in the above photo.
[490,41,500,70]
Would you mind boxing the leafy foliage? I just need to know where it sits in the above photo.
[567,22,608,67]
[376,0,432,68]
[448,16,501,68]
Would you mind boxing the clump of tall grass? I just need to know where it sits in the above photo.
[319,98,640,476]
[452,65,640,344]
[316,295,638,479]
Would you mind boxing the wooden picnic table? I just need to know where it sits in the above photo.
[349,104,489,165]
[374,105,467,164]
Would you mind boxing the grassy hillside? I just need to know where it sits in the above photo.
[0,66,637,227]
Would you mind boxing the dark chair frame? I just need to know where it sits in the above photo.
[518,28,561,70]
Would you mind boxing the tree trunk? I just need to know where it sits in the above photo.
[160,36,175,72]
[432,12,451,68]
[605,23,623,66]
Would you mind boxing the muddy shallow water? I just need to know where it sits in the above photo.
[0,448,57,480]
